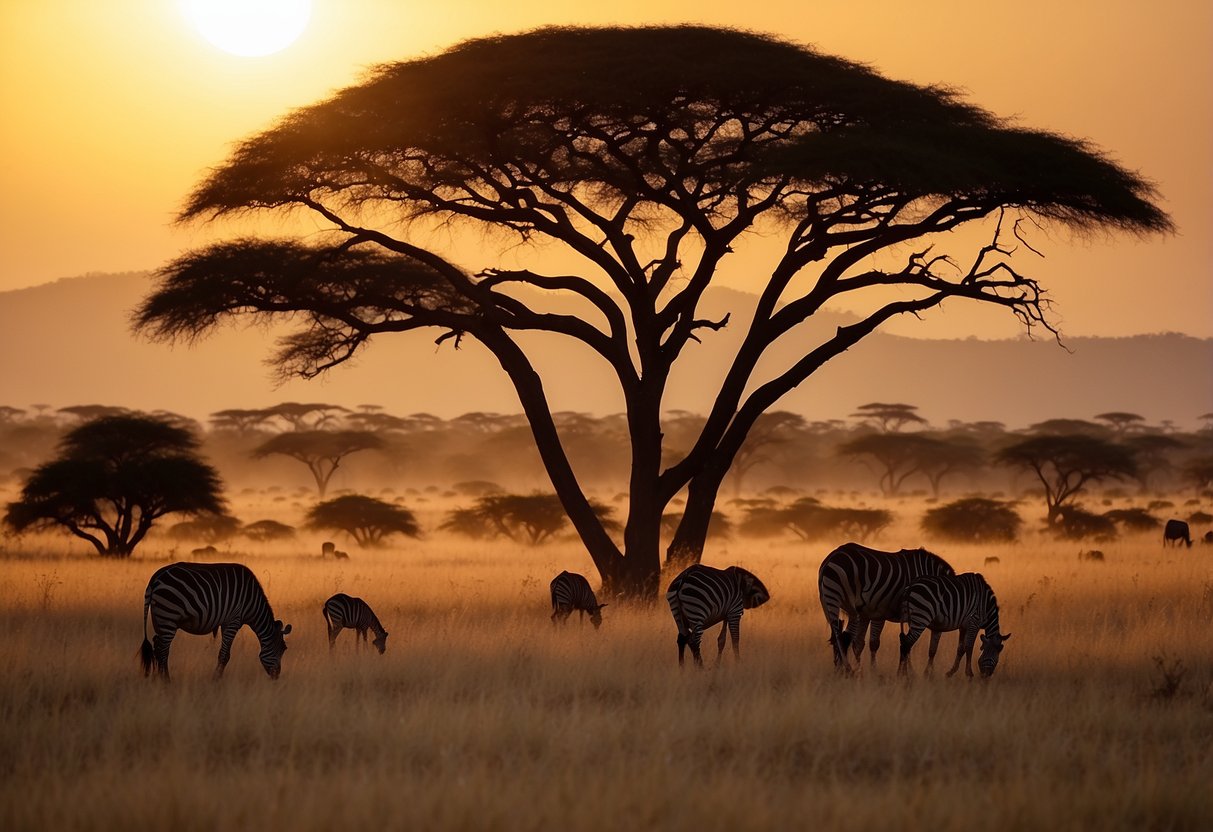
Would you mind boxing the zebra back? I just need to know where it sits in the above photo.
[323,593,388,640]
[549,571,606,627]
[666,564,770,631]
[146,562,290,674]
[818,542,955,624]
[901,572,1001,634]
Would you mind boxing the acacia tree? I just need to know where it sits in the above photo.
[849,402,927,433]
[995,434,1138,526]
[305,494,420,547]
[3,415,225,556]
[251,430,383,498]
[135,26,1169,598]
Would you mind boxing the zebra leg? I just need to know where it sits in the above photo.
[728,616,742,661]
[689,628,704,667]
[215,624,240,679]
[715,621,729,663]
[847,618,868,665]
[945,627,970,677]
[153,627,177,680]
[868,620,886,666]
[926,629,943,673]
[898,625,924,675]
[677,632,688,666]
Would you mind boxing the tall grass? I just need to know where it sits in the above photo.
[1,525,1211,831]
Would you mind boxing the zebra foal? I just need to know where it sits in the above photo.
[140,562,292,680]
[666,564,770,667]
[550,571,608,629]
[323,593,389,654]
[818,542,955,670]
[898,572,1011,678]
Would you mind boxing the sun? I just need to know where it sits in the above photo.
[182,0,312,58]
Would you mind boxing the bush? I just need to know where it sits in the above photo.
[921,498,1022,543]
[165,513,242,544]
[240,519,297,542]
[1102,508,1161,532]
[1053,507,1118,542]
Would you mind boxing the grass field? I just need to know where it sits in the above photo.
[2,509,1212,831]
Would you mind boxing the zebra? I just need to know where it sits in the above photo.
[549,571,608,629]
[139,562,291,680]
[898,572,1011,678]
[322,593,389,653]
[818,542,955,671]
[666,564,770,667]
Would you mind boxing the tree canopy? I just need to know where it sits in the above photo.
[135,26,1170,598]
[3,415,225,556]
[305,494,420,547]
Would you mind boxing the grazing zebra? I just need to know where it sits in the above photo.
[666,564,770,667]
[322,593,389,653]
[549,571,608,629]
[898,572,1011,678]
[818,542,956,671]
[139,562,292,680]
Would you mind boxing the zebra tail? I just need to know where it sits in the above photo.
[140,594,154,676]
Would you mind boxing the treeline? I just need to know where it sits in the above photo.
[2,401,1211,499]
[2,402,1212,552]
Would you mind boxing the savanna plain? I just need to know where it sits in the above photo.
[2,497,1212,832]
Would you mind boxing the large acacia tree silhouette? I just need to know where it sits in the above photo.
[136,26,1169,598]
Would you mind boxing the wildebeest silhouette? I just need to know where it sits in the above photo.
[1163,519,1192,548]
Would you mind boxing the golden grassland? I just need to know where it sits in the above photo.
[2,499,1212,831]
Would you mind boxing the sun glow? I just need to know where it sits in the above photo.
[181,0,312,57]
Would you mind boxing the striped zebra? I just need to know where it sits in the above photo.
[666,564,770,667]
[549,571,608,629]
[818,542,955,671]
[323,593,389,653]
[139,562,292,680]
[898,572,1011,678]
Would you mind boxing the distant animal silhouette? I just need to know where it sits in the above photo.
[1163,519,1192,548]
[1203,530,1213,545]
[1078,549,1105,562]
[549,571,608,629]
[140,562,291,680]
[818,542,955,671]
[983,556,1001,566]
[322,593,388,653]
[898,573,1010,678]
[666,564,770,667]
[321,541,349,560]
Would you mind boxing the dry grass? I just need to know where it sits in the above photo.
[2,517,1213,831]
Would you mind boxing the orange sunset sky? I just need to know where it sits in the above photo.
[1,0,1210,340]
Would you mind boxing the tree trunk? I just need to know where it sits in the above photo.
[666,461,729,571]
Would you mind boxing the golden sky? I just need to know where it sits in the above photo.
[1,0,1209,339]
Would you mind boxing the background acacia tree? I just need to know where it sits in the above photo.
[995,434,1138,526]
[305,494,420,547]
[135,26,1169,598]
[3,415,225,557]
[251,430,384,498]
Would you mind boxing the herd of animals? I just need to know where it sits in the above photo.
[137,541,1019,681]
[139,519,1205,682]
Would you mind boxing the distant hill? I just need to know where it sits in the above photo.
[2,271,1210,430]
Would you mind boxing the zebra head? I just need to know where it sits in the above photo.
[588,603,609,630]
[978,632,1011,678]
[259,620,292,679]
[732,567,771,609]
[373,631,389,654]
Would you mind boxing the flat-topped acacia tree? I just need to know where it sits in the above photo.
[136,26,1170,599]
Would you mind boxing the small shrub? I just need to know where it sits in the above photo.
[1053,508,1118,542]
[1186,510,1213,525]
[921,498,1022,543]
[1102,508,1160,532]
